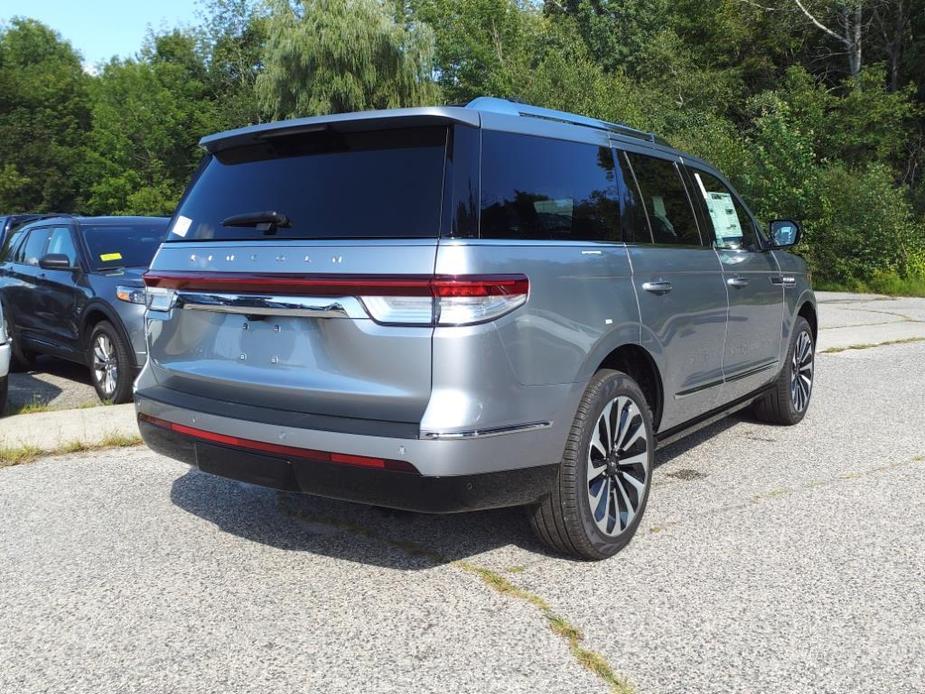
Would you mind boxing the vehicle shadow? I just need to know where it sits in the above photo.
[8,356,94,411]
[170,469,550,569]
[169,412,753,570]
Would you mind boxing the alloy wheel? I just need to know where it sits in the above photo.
[92,334,118,398]
[790,329,814,412]
[587,396,649,537]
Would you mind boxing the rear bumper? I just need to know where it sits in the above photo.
[134,387,567,512]
[138,413,558,513]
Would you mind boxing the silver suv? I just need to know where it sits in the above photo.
[136,98,816,560]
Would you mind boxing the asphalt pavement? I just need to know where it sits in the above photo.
[0,295,923,693]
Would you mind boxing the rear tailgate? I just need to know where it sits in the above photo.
[145,241,438,423]
[144,124,451,424]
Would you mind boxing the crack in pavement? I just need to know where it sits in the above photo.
[645,455,924,535]
[275,494,634,694]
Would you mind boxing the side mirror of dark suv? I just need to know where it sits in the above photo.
[769,220,802,249]
[39,253,75,271]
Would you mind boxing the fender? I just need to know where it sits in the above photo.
[79,299,140,369]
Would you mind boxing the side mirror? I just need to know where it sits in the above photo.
[769,219,801,248]
[39,253,75,271]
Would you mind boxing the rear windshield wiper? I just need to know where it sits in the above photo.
[221,211,291,235]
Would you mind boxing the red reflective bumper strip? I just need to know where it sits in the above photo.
[138,414,418,473]
[143,271,528,298]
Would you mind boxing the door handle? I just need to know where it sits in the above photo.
[641,281,672,295]
[726,277,749,288]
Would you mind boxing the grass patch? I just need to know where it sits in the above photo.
[816,272,925,298]
[0,444,43,467]
[0,432,143,469]
[820,336,925,354]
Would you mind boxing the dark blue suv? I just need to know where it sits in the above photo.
[0,216,168,403]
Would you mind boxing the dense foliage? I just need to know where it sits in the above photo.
[1,0,924,290]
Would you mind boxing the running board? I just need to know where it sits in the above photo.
[655,383,774,449]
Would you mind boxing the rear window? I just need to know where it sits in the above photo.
[82,223,168,269]
[169,127,448,242]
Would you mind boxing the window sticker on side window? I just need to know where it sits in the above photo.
[694,173,743,246]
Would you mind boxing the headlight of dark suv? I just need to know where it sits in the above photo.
[116,286,147,305]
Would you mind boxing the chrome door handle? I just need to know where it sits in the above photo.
[641,281,672,295]
[726,277,749,288]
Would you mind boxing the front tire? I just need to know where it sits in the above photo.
[753,316,815,425]
[529,369,654,560]
[88,321,134,404]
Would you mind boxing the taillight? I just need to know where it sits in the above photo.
[143,272,529,326]
[359,275,528,326]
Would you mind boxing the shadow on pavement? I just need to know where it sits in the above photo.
[170,468,552,569]
[169,411,755,569]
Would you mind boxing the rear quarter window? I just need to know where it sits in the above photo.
[169,127,448,242]
[480,131,636,242]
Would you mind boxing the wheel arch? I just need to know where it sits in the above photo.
[596,343,664,431]
[797,300,817,342]
[80,302,137,368]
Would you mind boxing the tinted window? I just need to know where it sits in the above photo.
[690,169,759,251]
[46,227,79,265]
[480,132,632,241]
[170,127,447,242]
[21,227,52,266]
[625,154,701,246]
[82,223,168,269]
[1,228,26,262]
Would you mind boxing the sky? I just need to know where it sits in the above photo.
[1,0,201,69]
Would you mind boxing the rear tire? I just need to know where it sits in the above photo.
[87,321,134,404]
[528,369,654,560]
[753,316,815,425]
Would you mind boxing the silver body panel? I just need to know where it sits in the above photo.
[137,99,816,485]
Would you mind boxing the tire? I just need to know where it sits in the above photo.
[0,375,7,416]
[87,321,134,404]
[753,316,815,425]
[528,369,655,560]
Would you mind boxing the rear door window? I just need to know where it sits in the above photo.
[480,131,633,242]
[170,127,448,242]
[624,153,702,246]
[689,169,760,251]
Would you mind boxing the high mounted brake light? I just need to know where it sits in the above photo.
[142,272,529,325]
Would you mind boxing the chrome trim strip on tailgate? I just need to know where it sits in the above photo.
[420,421,552,440]
[175,292,355,318]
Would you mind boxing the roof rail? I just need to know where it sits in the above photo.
[466,97,667,145]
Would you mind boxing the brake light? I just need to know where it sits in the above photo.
[142,272,529,326]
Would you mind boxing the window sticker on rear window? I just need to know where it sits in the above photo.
[100,252,123,262]
[172,215,192,238]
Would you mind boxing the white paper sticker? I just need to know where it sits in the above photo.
[172,215,192,238]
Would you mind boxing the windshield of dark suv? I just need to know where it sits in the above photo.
[167,126,448,242]
[82,223,168,270]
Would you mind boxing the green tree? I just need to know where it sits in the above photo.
[0,18,90,212]
[257,0,438,118]
[81,30,221,215]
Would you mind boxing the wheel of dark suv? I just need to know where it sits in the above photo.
[753,316,815,425]
[87,321,134,404]
[529,369,655,560]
